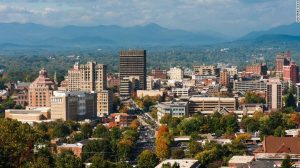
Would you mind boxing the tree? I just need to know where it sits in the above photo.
[51,123,70,138]
[160,114,171,124]
[171,149,185,159]
[82,139,112,161]
[27,157,51,168]
[274,126,286,137]
[54,151,82,168]
[156,137,171,159]
[89,154,115,168]
[244,92,265,104]
[0,119,39,167]
[130,119,139,130]
[281,155,294,168]
[93,124,109,138]
[117,137,134,160]
[80,123,93,139]
[189,141,203,157]
[137,150,159,168]
[285,92,297,110]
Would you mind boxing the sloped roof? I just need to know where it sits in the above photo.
[263,136,300,154]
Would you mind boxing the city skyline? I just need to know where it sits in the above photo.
[0,0,296,37]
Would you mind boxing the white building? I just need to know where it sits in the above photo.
[172,87,191,98]
[156,159,200,168]
[157,102,188,121]
[168,67,183,81]
[266,78,282,111]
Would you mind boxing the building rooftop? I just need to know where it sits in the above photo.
[155,159,199,168]
[228,156,254,164]
[261,136,300,154]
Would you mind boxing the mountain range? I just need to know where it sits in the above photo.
[0,22,300,48]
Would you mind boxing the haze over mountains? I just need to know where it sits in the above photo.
[0,22,300,48]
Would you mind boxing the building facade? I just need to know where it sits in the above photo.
[28,68,56,108]
[157,102,188,121]
[266,79,282,111]
[119,50,147,90]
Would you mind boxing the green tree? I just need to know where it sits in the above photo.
[285,92,297,110]
[137,150,159,168]
[54,151,82,168]
[0,118,39,167]
[281,155,294,168]
[93,124,109,138]
[52,123,70,138]
[274,126,286,137]
[89,154,115,168]
[81,123,93,139]
[82,139,112,161]
[171,149,185,159]
[189,141,203,157]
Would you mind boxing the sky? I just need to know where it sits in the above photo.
[0,0,296,37]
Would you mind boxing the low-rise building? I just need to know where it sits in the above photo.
[228,156,254,168]
[57,143,83,158]
[109,113,137,128]
[172,87,191,98]
[157,102,188,121]
[50,91,96,121]
[156,159,200,168]
[136,90,163,98]
[189,96,237,114]
[5,107,51,124]
[233,80,267,92]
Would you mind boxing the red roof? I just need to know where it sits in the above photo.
[262,136,300,154]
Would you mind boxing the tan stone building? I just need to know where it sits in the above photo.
[66,62,112,117]
[97,90,113,117]
[28,68,56,108]
[5,107,51,124]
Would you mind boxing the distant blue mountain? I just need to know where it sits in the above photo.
[239,23,300,40]
[0,22,227,47]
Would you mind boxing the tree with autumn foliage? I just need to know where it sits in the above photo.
[130,119,140,130]
[156,125,171,159]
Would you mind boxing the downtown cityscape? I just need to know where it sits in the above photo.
[1,0,300,168]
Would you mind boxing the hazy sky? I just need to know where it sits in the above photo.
[0,0,296,36]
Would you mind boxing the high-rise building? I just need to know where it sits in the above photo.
[296,83,300,110]
[119,78,131,98]
[119,50,147,90]
[266,79,282,111]
[67,62,111,117]
[219,69,229,87]
[67,62,80,91]
[28,68,56,108]
[79,62,107,92]
[276,52,291,77]
[283,61,299,84]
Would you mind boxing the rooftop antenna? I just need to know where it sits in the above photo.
[297,0,300,23]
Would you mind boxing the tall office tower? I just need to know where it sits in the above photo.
[80,62,107,92]
[67,62,80,91]
[219,69,229,87]
[283,61,299,84]
[266,79,282,111]
[28,68,56,108]
[120,50,146,90]
[276,52,291,77]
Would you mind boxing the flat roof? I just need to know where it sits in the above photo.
[228,156,254,164]
[155,159,199,168]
